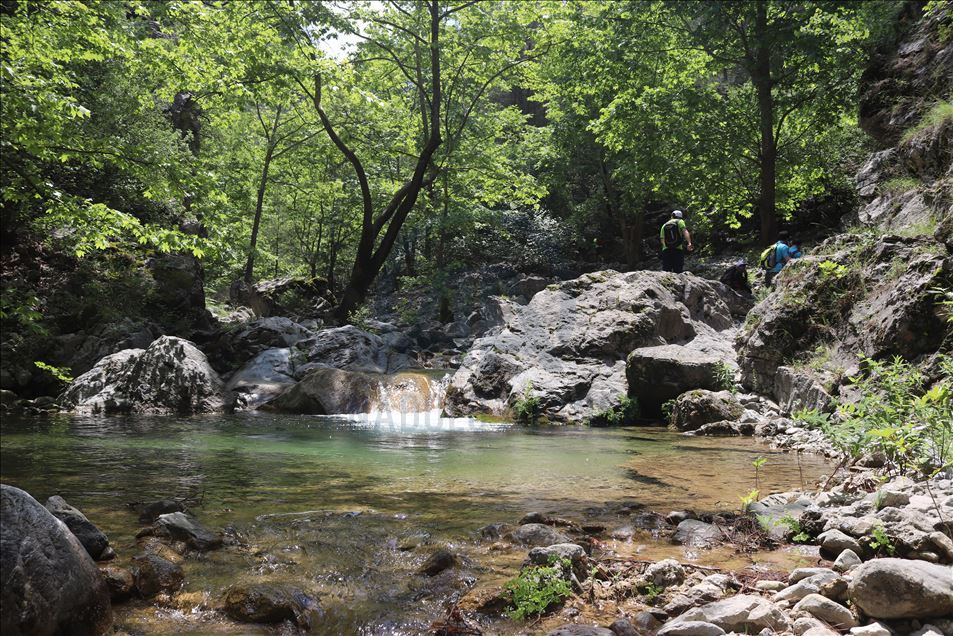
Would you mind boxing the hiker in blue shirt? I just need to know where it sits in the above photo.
[761,234,803,287]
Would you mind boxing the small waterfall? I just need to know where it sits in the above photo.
[371,372,449,414]
[342,371,501,430]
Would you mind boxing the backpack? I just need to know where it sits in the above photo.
[662,220,682,248]
[760,244,779,270]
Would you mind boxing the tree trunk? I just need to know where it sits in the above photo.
[243,143,275,283]
[754,2,778,244]
[243,106,283,283]
[321,1,443,323]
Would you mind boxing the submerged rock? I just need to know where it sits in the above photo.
[1,484,113,636]
[62,336,226,414]
[418,548,457,576]
[132,552,184,597]
[153,511,222,551]
[672,519,723,548]
[137,499,187,523]
[44,495,111,561]
[223,583,321,627]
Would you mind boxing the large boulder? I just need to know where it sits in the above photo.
[669,390,743,431]
[444,271,736,422]
[225,347,297,409]
[847,558,953,619]
[43,496,110,561]
[1,484,112,635]
[228,276,333,318]
[210,317,314,372]
[737,236,950,408]
[61,335,226,414]
[131,553,184,597]
[665,594,789,633]
[263,367,378,414]
[153,512,222,551]
[293,325,411,375]
[627,335,736,417]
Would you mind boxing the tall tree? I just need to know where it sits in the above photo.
[274,0,538,321]
[672,0,881,242]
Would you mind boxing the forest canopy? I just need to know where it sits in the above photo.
[1,0,903,318]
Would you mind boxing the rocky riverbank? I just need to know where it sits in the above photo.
[455,467,952,636]
[2,458,950,635]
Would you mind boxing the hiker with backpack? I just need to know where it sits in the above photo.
[760,234,803,287]
[660,210,694,273]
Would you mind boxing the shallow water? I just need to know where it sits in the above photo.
[1,413,830,634]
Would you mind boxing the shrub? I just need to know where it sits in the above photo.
[826,355,952,475]
[866,524,896,556]
[504,557,572,620]
[590,395,639,427]
[777,514,811,543]
[714,362,736,393]
[661,398,677,422]
[512,382,543,424]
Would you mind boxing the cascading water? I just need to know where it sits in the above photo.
[342,370,480,429]
[371,372,449,413]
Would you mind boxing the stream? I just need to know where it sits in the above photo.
[0,409,832,634]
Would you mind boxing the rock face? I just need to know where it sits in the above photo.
[43,495,110,561]
[848,558,953,619]
[62,336,226,414]
[855,2,952,232]
[1,484,112,636]
[294,325,411,375]
[737,236,950,409]
[445,270,737,421]
[669,390,743,431]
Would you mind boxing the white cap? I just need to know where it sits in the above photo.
[672,210,683,219]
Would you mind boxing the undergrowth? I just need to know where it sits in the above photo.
[504,556,572,619]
